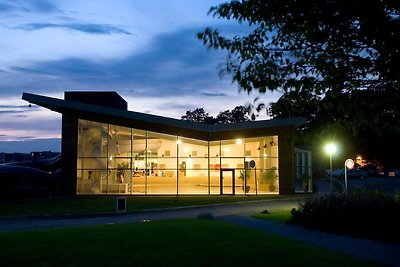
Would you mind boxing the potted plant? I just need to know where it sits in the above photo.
[239,170,250,193]
[116,162,130,183]
[301,173,310,192]
[263,167,278,192]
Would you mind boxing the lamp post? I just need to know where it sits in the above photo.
[325,143,337,192]
[344,159,355,196]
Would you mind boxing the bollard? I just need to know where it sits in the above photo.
[115,197,126,213]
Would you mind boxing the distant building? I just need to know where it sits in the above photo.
[0,151,60,164]
[22,91,305,196]
[30,151,60,161]
[0,153,31,163]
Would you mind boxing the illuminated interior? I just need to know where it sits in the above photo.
[77,119,279,195]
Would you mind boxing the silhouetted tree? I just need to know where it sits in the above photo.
[198,0,400,167]
[269,89,400,168]
[182,106,250,124]
[198,0,400,95]
[181,108,215,123]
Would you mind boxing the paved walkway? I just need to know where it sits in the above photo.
[217,215,400,267]
[0,198,301,232]
[1,197,399,266]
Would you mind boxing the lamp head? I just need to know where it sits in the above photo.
[325,143,337,155]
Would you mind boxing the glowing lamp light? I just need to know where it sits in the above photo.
[236,139,243,145]
[324,142,337,192]
[325,143,337,155]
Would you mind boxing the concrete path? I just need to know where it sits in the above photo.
[0,198,301,232]
[217,215,400,267]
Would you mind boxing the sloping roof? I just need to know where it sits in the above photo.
[22,92,305,141]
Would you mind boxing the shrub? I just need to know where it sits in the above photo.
[288,189,400,243]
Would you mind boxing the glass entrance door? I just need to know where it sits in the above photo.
[220,169,235,195]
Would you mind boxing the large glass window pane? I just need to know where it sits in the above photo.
[147,131,177,158]
[106,125,132,195]
[221,158,244,169]
[221,138,244,157]
[132,129,147,194]
[108,125,132,157]
[177,137,208,194]
[145,131,177,195]
[78,120,108,157]
[76,170,107,194]
[77,158,107,170]
[77,119,109,195]
[209,170,220,195]
[209,141,220,158]
[257,168,279,193]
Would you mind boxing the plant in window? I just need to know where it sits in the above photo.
[239,170,250,193]
[263,167,278,192]
[117,162,130,183]
[301,174,310,192]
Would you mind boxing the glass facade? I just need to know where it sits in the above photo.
[77,119,279,195]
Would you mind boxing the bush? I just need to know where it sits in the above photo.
[288,189,400,243]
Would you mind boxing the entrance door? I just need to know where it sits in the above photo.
[220,169,235,195]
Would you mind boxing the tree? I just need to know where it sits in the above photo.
[182,106,250,124]
[269,89,400,168]
[198,0,400,167]
[198,0,400,95]
[181,108,215,123]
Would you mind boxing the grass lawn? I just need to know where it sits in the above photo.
[252,210,292,223]
[0,219,378,267]
[0,195,293,216]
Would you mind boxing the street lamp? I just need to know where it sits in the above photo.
[325,143,337,192]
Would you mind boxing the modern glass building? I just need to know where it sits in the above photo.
[22,91,305,196]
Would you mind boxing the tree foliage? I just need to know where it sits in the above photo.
[198,0,400,167]
[269,88,400,167]
[181,106,250,124]
[198,0,400,94]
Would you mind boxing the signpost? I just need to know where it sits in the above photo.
[249,160,257,195]
[344,159,355,195]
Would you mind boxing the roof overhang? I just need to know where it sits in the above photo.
[22,92,305,141]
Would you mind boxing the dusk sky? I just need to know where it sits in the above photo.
[0,0,280,153]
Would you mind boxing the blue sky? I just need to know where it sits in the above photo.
[0,0,280,152]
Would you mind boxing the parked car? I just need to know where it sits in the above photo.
[346,168,369,180]
[331,168,368,180]
[385,169,400,177]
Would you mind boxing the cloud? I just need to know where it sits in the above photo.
[0,104,40,115]
[0,110,25,114]
[157,102,197,111]
[26,0,57,13]
[0,2,28,13]
[0,104,34,108]
[11,67,54,76]
[0,0,56,14]
[5,26,236,97]
[201,92,227,97]
[18,22,131,35]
